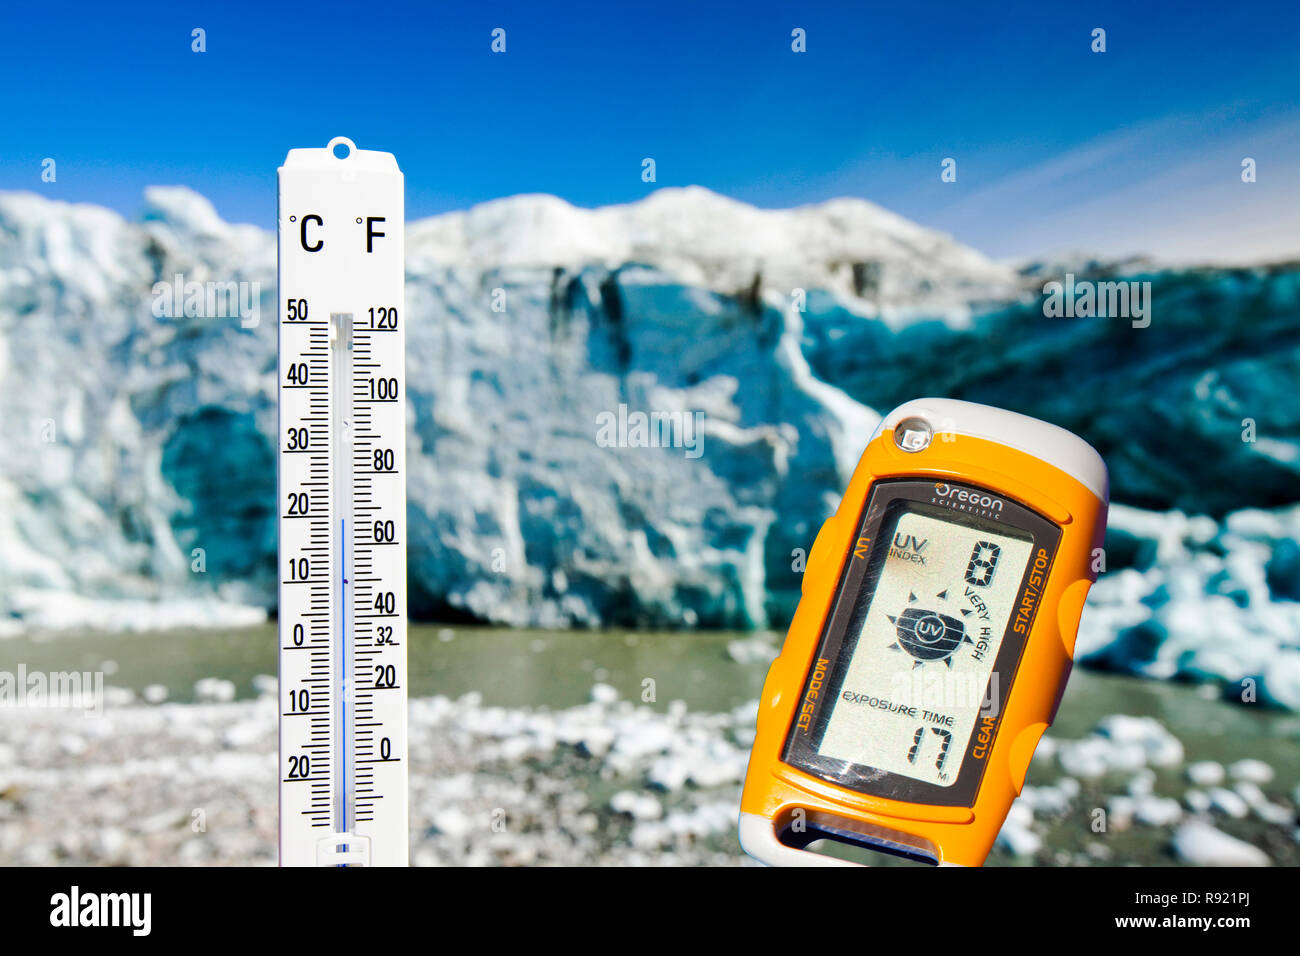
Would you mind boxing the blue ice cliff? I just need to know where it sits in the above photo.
[0,186,1297,708]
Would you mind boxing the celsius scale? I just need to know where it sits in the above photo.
[277,137,408,866]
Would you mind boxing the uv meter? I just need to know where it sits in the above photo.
[739,398,1108,867]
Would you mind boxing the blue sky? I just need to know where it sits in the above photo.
[2,0,1297,261]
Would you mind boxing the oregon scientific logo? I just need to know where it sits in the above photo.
[931,482,1004,519]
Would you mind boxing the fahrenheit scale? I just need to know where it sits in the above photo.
[277,137,408,866]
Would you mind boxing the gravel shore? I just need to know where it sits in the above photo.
[0,681,1294,866]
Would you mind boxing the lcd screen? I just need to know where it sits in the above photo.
[814,509,1033,786]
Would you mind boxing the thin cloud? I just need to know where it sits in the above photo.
[930,112,1300,264]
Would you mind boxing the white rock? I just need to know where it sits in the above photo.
[142,684,168,704]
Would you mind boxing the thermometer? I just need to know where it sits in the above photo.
[277,137,408,866]
[739,398,1108,866]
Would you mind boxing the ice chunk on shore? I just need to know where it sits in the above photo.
[1094,715,1184,767]
[610,790,663,821]
[1227,759,1274,784]
[1171,822,1269,866]
[1186,761,1225,786]
[996,803,1041,856]
[1207,787,1250,819]
[1135,796,1183,827]
[193,677,236,703]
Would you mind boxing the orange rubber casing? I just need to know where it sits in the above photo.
[739,422,1107,867]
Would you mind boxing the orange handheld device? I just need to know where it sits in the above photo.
[739,398,1108,867]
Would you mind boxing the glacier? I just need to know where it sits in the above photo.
[0,185,1298,708]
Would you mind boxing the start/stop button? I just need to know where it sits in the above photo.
[893,416,932,452]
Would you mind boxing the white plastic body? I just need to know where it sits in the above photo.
[871,397,1108,502]
[277,138,408,866]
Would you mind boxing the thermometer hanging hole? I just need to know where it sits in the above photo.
[328,136,356,160]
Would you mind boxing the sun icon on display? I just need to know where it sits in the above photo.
[887,589,974,668]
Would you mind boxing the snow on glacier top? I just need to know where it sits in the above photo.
[407,185,1019,316]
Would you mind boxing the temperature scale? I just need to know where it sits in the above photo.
[277,137,408,866]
